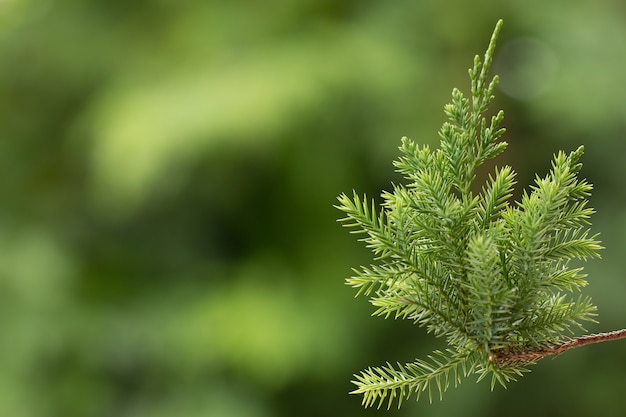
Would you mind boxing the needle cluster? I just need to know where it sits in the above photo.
[336,20,602,409]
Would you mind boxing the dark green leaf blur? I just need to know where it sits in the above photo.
[1,1,625,416]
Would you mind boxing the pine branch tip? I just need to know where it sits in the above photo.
[337,18,605,409]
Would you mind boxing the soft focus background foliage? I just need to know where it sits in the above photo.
[1,1,625,416]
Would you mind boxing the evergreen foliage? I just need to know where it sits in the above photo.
[336,20,603,409]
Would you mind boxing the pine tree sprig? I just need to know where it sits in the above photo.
[350,349,474,409]
[336,19,622,409]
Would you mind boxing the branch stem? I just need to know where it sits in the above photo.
[492,329,626,365]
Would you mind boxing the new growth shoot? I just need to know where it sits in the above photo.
[336,20,626,409]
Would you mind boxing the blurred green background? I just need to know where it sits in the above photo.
[1,1,625,416]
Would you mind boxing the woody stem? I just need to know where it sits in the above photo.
[492,329,626,365]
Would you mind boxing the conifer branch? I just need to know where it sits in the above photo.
[336,19,618,409]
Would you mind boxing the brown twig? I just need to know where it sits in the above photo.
[491,329,626,366]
